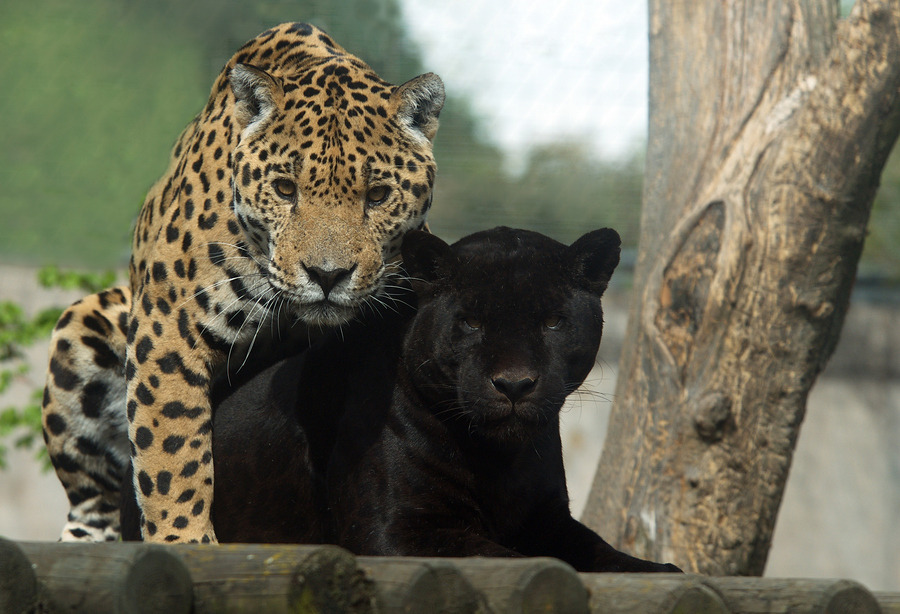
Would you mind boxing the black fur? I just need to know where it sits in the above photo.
[121,226,680,573]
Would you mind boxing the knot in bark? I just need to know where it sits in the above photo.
[692,392,733,442]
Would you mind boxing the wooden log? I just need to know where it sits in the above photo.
[707,577,881,614]
[356,556,488,613]
[13,540,896,614]
[0,538,40,614]
[451,557,589,614]
[289,545,377,613]
[172,543,378,613]
[18,541,193,614]
[875,592,900,614]
[18,542,377,613]
[580,573,730,614]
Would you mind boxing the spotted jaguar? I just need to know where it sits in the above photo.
[41,22,444,543]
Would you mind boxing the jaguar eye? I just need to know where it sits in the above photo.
[462,316,482,331]
[543,315,563,330]
[273,179,297,199]
[366,185,391,206]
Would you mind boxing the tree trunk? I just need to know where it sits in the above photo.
[581,0,900,576]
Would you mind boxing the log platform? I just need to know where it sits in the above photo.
[2,538,896,613]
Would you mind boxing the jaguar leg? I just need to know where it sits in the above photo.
[42,286,131,541]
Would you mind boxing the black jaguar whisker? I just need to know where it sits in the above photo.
[432,404,473,421]
[566,383,614,406]
[413,359,433,374]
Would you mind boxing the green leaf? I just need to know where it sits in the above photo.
[37,265,117,293]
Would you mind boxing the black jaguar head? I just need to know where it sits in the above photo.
[400,226,620,443]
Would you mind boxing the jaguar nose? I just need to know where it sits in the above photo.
[491,375,538,404]
[303,263,355,298]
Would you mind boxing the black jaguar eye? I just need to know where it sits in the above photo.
[462,316,482,331]
[366,185,391,206]
[273,179,297,199]
[543,315,563,330]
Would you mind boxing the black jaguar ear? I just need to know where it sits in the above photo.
[569,228,621,295]
[230,63,283,139]
[392,73,445,142]
[402,230,453,286]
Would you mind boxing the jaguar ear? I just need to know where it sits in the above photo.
[392,73,445,143]
[402,230,453,288]
[569,228,621,295]
[230,63,283,139]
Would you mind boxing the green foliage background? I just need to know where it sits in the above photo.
[2,0,895,271]
[0,268,116,468]
[0,0,645,268]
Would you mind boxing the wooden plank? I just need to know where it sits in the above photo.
[10,541,898,614]
[580,573,730,613]
[18,541,192,614]
[451,557,589,614]
[707,577,881,614]
[875,592,900,614]
[357,556,488,613]
[0,538,39,614]
[17,541,379,614]
[172,543,377,613]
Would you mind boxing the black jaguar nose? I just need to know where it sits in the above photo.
[491,375,538,403]
[303,264,354,298]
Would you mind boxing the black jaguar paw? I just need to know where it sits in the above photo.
[656,562,683,573]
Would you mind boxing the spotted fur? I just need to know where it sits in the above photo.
[42,22,444,543]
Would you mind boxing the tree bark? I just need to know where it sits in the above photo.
[582,0,900,576]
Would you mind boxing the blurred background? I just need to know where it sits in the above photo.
[0,0,651,267]
[1,0,898,591]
